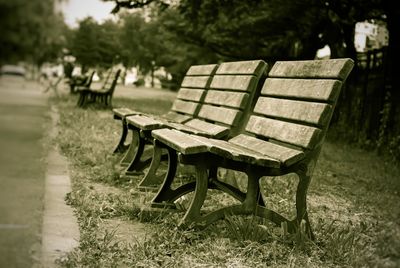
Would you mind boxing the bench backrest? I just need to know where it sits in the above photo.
[244,59,354,152]
[165,64,218,123]
[185,60,268,137]
[84,71,95,88]
[101,69,121,96]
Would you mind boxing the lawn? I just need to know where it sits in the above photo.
[52,92,400,268]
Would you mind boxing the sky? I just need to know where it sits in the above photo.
[61,0,116,28]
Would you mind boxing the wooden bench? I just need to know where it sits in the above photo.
[122,60,269,190]
[69,70,95,94]
[77,68,121,108]
[150,58,354,239]
[112,63,219,154]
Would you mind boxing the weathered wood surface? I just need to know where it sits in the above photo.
[204,91,249,109]
[197,105,243,127]
[152,129,209,154]
[113,107,142,119]
[262,79,342,102]
[253,97,332,126]
[210,75,258,92]
[171,100,199,116]
[126,115,167,130]
[174,119,229,138]
[216,60,268,75]
[186,64,220,76]
[161,112,192,124]
[176,88,206,102]
[269,58,355,80]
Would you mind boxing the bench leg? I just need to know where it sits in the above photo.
[138,140,168,190]
[123,130,146,175]
[113,119,130,154]
[150,146,178,208]
[294,167,315,240]
[77,92,87,107]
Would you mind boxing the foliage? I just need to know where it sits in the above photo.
[69,17,122,69]
[0,0,68,66]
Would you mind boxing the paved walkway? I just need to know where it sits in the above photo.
[0,76,79,268]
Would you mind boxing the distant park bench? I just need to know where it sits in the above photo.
[68,70,95,94]
[77,68,121,108]
[149,58,354,239]
[114,60,269,191]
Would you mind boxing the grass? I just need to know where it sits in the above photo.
[52,92,400,268]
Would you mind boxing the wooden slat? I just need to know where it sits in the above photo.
[176,88,206,102]
[254,97,333,126]
[113,107,141,118]
[204,138,281,168]
[204,91,249,109]
[261,78,342,102]
[210,75,258,91]
[171,100,199,116]
[184,119,230,138]
[245,115,322,149]
[152,129,209,154]
[186,64,218,76]
[161,112,192,124]
[198,104,242,126]
[229,134,305,166]
[181,76,210,88]
[216,60,267,76]
[269,58,354,80]
[126,115,167,130]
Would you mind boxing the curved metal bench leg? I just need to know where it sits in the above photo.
[294,165,315,240]
[138,140,166,190]
[150,147,178,207]
[120,128,140,166]
[178,163,209,226]
[123,130,146,175]
[113,119,130,154]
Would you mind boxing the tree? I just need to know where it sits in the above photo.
[0,0,68,66]
[69,17,122,70]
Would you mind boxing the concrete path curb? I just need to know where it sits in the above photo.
[40,106,80,267]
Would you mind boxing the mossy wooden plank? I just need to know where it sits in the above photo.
[176,88,206,102]
[210,75,258,91]
[184,119,230,138]
[198,104,242,126]
[216,60,267,76]
[113,107,141,118]
[171,100,199,116]
[161,112,192,124]
[269,58,355,80]
[229,134,305,166]
[254,97,332,126]
[245,115,322,149]
[181,76,211,88]
[261,78,342,102]
[186,64,218,76]
[152,129,209,154]
[204,91,249,109]
[126,115,166,130]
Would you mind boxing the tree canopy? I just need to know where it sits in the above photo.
[0,0,68,66]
